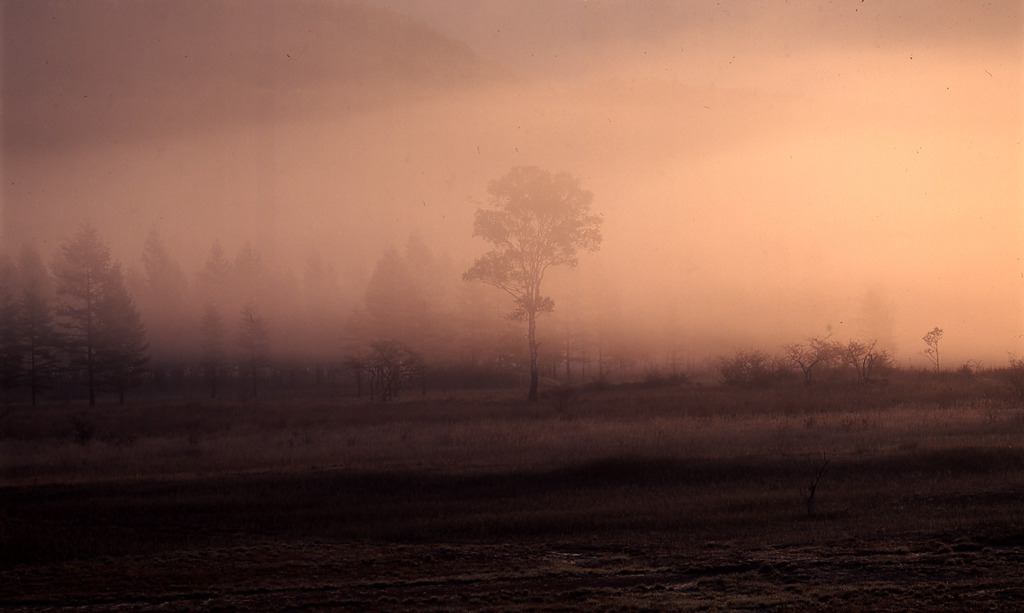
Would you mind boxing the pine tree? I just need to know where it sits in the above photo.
[53,225,148,405]
[18,245,57,405]
[53,226,112,406]
[96,263,149,404]
[0,254,24,398]
[199,300,227,398]
[237,300,270,399]
[138,229,190,358]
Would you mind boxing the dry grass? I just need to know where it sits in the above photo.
[2,378,1021,486]
[3,378,1024,610]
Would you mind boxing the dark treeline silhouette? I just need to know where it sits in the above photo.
[0,223,619,404]
[1,226,148,406]
[3,222,1022,406]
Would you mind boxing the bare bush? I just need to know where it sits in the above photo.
[363,341,423,402]
[840,340,892,384]
[716,349,789,389]
[1001,354,1024,401]
[785,337,839,385]
[547,385,582,413]
[70,412,95,446]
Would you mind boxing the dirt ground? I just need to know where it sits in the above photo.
[4,457,1024,612]
[5,532,1024,611]
[4,392,1024,610]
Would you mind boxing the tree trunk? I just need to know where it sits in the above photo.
[87,347,96,407]
[527,309,539,402]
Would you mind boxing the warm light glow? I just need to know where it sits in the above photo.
[2,0,1021,367]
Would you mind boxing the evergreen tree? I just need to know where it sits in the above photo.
[53,225,148,405]
[95,263,149,404]
[196,240,231,308]
[53,225,113,406]
[199,300,227,399]
[0,254,24,397]
[138,229,190,358]
[237,300,270,399]
[18,245,58,405]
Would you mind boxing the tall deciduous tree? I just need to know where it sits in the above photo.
[463,166,603,401]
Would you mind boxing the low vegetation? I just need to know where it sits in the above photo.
[2,370,1024,609]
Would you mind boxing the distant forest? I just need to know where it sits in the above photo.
[1,224,622,405]
[3,225,1023,406]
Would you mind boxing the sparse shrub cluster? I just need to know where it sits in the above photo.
[999,354,1024,401]
[717,336,895,389]
[715,349,790,389]
[350,340,424,402]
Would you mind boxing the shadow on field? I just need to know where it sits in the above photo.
[5,448,1024,565]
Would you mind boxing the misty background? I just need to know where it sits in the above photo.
[2,0,1021,373]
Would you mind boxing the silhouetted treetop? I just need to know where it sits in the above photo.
[464,166,603,401]
[470,166,602,274]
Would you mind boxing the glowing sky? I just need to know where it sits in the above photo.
[2,0,1021,365]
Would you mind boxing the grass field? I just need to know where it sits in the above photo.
[3,375,1024,610]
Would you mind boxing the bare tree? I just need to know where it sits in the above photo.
[715,349,788,389]
[463,166,603,402]
[922,327,943,374]
[804,454,830,517]
[841,339,892,384]
[785,336,838,385]
[1002,354,1024,401]
[364,340,422,402]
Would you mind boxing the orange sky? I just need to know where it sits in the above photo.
[2,0,1022,365]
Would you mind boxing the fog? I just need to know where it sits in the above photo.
[2,0,1021,371]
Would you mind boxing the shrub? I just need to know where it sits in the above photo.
[1001,355,1024,401]
[715,349,789,389]
[70,412,95,446]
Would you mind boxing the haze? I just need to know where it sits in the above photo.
[2,0,1021,369]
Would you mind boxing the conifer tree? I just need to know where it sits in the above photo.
[0,255,23,397]
[199,300,227,398]
[96,263,149,404]
[18,245,57,405]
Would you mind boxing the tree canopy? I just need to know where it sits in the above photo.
[464,166,602,401]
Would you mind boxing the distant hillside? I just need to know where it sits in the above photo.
[2,0,506,152]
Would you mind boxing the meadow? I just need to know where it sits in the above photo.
[3,372,1024,610]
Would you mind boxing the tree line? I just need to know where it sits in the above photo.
[0,167,609,404]
[1,226,147,405]
[5,167,1016,405]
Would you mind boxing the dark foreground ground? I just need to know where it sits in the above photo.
[4,451,1024,611]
